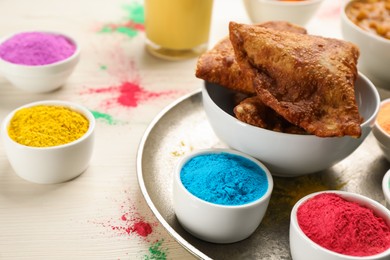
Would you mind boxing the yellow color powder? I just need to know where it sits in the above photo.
[8,105,89,147]
[377,102,390,134]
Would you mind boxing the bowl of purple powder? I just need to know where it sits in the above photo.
[0,31,80,93]
[290,190,390,260]
[172,148,273,244]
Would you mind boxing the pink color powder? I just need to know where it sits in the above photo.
[297,193,390,256]
[0,32,76,65]
[84,81,177,108]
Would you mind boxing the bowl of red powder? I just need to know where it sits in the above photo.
[0,31,80,93]
[373,98,390,163]
[173,148,273,243]
[290,191,390,260]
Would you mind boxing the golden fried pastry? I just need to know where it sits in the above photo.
[234,96,307,134]
[195,21,307,95]
[229,22,362,137]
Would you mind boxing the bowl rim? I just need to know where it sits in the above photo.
[174,148,274,208]
[291,190,390,259]
[258,0,324,6]
[0,30,80,68]
[374,98,390,139]
[341,0,390,45]
[1,100,95,150]
[383,169,390,208]
[203,71,380,138]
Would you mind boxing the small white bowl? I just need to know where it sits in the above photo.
[373,98,390,162]
[290,190,390,260]
[202,72,380,176]
[172,148,273,243]
[383,169,390,210]
[0,31,80,93]
[341,1,390,89]
[243,0,324,26]
[1,100,95,184]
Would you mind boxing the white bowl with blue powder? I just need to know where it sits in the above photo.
[173,148,273,244]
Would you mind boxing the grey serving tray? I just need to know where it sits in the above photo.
[136,89,390,260]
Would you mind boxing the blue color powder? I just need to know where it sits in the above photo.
[180,152,268,206]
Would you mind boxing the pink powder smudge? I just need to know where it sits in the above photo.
[91,191,160,241]
[82,44,180,110]
[83,81,177,108]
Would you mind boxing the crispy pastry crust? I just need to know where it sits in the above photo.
[195,21,307,95]
[229,22,362,137]
[234,96,307,134]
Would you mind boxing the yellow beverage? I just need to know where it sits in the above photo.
[145,0,213,60]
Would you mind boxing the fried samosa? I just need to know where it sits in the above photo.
[229,22,362,137]
[234,96,307,134]
[195,21,307,95]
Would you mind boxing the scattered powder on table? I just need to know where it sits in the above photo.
[145,240,168,260]
[90,110,120,125]
[8,105,89,147]
[180,152,268,206]
[98,3,145,37]
[84,81,177,109]
[0,32,76,65]
[297,193,390,256]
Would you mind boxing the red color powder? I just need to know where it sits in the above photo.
[297,193,390,256]
[103,213,153,238]
[133,221,153,237]
[84,81,176,108]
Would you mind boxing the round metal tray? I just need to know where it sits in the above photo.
[136,89,389,259]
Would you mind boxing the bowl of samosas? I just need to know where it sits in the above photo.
[197,21,380,176]
[341,0,390,89]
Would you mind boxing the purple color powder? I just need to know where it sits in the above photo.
[0,32,76,66]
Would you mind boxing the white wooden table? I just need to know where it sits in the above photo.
[0,0,383,259]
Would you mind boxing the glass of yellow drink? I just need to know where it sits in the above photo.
[145,0,213,60]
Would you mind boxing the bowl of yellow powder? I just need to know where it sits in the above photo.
[1,100,95,184]
[373,98,390,162]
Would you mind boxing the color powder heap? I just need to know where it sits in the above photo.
[180,152,268,205]
[297,193,390,257]
[0,32,76,65]
[118,213,153,237]
[8,105,89,147]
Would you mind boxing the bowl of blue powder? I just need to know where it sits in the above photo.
[0,31,80,93]
[173,148,273,244]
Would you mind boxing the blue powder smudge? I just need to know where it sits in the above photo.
[180,152,268,206]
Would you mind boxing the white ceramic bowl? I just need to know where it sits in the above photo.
[243,0,324,26]
[341,1,390,89]
[290,190,390,260]
[373,98,390,162]
[172,148,273,243]
[0,31,80,93]
[383,169,390,210]
[202,72,380,176]
[1,100,95,184]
